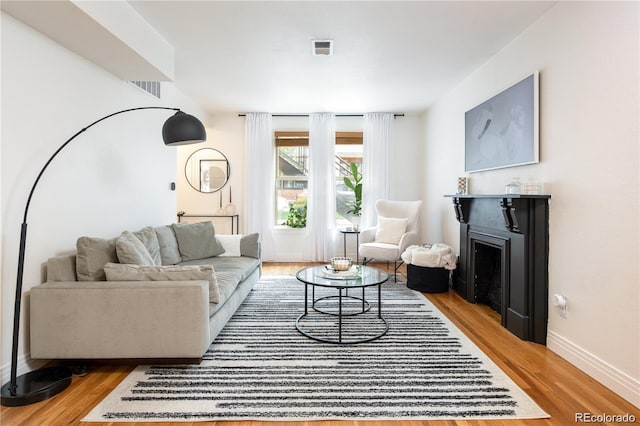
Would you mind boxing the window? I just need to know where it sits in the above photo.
[335,133,363,228]
[275,132,309,228]
[274,131,363,228]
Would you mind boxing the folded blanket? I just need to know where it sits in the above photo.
[412,250,441,267]
[402,244,457,270]
[431,243,453,255]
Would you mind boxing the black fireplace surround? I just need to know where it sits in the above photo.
[445,194,550,345]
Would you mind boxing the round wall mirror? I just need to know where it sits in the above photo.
[185,148,230,193]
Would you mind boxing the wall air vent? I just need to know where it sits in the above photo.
[130,80,161,99]
[312,40,333,56]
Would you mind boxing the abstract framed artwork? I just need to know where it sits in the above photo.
[465,72,539,173]
[200,159,228,192]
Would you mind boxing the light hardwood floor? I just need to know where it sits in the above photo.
[2,262,638,425]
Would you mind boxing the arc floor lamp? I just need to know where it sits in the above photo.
[0,107,207,406]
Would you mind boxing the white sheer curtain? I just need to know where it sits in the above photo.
[307,113,337,261]
[362,113,394,228]
[244,113,274,258]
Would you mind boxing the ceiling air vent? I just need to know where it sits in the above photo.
[312,40,333,56]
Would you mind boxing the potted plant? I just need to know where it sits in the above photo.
[343,162,362,229]
[283,197,307,228]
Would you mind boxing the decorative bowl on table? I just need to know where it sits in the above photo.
[330,257,353,271]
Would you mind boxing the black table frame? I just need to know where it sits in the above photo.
[295,266,389,344]
[339,229,360,264]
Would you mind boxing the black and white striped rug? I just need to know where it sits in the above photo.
[84,275,548,422]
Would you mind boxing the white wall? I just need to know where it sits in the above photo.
[421,2,639,406]
[176,113,424,261]
[177,114,244,234]
[0,13,205,381]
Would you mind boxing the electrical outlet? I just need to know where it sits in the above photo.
[552,293,568,318]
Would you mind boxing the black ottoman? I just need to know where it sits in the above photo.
[406,264,450,293]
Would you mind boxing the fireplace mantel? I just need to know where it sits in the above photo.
[445,194,550,344]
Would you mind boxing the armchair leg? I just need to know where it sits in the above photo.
[393,261,403,282]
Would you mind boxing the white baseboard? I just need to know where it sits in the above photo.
[263,253,311,262]
[0,352,47,385]
[547,330,640,409]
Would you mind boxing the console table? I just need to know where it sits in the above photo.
[177,213,240,234]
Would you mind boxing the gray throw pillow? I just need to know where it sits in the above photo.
[47,254,77,281]
[154,225,182,265]
[103,262,220,304]
[172,221,225,261]
[240,233,261,258]
[133,226,161,265]
[76,236,118,281]
[116,231,155,266]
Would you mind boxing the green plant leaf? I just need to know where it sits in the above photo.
[350,162,358,178]
[343,176,355,191]
[343,162,363,216]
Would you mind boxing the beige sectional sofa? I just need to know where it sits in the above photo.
[30,221,261,361]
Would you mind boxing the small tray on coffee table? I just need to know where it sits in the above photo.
[317,265,360,280]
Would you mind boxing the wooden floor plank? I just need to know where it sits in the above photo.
[1,262,637,425]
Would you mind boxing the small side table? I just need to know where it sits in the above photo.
[339,229,361,264]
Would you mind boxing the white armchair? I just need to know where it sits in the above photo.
[359,200,423,281]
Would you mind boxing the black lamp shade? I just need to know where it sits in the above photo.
[162,111,207,146]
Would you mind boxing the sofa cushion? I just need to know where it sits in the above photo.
[47,254,77,281]
[172,221,225,261]
[217,235,242,257]
[240,233,260,258]
[154,225,182,265]
[76,236,118,281]
[180,256,261,282]
[214,233,261,259]
[213,271,242,303]
[116,231,155,266]
[103,262,220,304]
[180,256,260,308]
[180,256,260,312]
[374,217,408,245]
[133,227,162,265]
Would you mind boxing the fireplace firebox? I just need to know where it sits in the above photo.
[474,241,504,314]
[445,194,550,345]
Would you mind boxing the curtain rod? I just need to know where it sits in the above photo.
[237,113,404,118]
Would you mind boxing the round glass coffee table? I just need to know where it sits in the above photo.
[295,265,389,344]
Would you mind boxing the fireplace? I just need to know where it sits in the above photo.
[473,240,505,314]
[445,194,550,345]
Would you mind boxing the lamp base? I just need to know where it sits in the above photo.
[1,366,72,407]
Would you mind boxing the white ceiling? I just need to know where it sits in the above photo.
[129,1,556,114]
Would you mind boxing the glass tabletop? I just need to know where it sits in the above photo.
[339,229,361,234]
[296,265,389,289]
